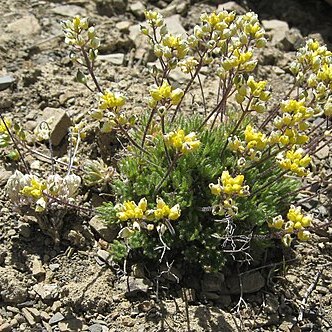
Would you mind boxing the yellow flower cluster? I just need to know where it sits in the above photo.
[154,34,188,60]
[115,197,181,230]
[272,99,313,147]
[277,148,311,177]
[228,125,267,161]
[61,16,100,50]
[209,170,249,216]
[269,205,312,246]
[290,39,331,117]
[149,81,184,108]
[164,129,201,154]
[89,90,130,133]
[235,76,270,114]
[144,10,164,27]
[98,90,126,110]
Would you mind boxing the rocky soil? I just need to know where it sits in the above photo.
[0,0,331,331]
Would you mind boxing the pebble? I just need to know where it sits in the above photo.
[89,323,103,332]
[49,312,65,325]
[130,2,145,19]
[35,107,72,146]
[115,21,132,33]
[7,15,41,36]
[164,15,186,36]
[0,322,11,332]
[31,256,46,279]
[262,19,289,46]
[98,53,125,65]
[0,75,15,91]
[49,263,60,271]
[217,1,246,14]
[33,283,58,300]
[51,5,87,17]
[21,308,36,326]
[89,216,118,242]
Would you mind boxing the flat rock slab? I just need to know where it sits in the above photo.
[7,15,41,36]
[0,76,15,91]
[51,5,87,17]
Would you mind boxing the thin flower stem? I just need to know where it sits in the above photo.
[197,73,207,116]
[141,107,156,148]
[0,113,30,173]
[219,109,248,159]
[171,54,205,122]
[115,119,152,157]
[154,153,180,196]
[81,47,102,93]
[161,115,171,165]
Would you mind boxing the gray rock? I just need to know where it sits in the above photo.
[115,21,132,33]
[98,53,125,65]
[36,107,72,146]
[58,318,83,332]
[49,263,60,272]
[164,15,186,36]
[0,76,15,91]
[130,2,145,20]
[201,272,225,292]
[279,28,304,51]
[17,223,31,238]
[89,323,103,332]
[96,0,128,16]
[226,272,265,294]
[31,257,46,279]
[7,15,41,36]
[49,312,65,325]
[262,20,289,46]
[89,216,119,242]
[97,249,111,263]
[0,169,12,186]
[217,1,246,14]
[21,308,37,326]
[32,283,58,300]
[123,277,151,296]
[0,322,11,332]
[51,5,86,17]
[315,143,329,160]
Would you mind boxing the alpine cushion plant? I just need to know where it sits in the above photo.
[3,9,331,273]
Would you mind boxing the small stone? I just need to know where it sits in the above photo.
[40,311,50,321]
[49,312,65,325]
[0,76,15,91]
[49,263,60,271]
[51,5,86,17]
[0,322,11,332]
[315,143,329,160]
[51,300,62,312]
[122,277,151,296]
[97,249,110,263]
[0,169,12,186]
[164,15,186,36]
[31,257,46,279]
[115,21,132,33]
[7,15,41,36]
[98,53,125,65]
[262,19,289,46]
[89,216,119,242]
[227,272,265,294]
[33,283,58,300]
[279,28,303,51]
[89,323,103,332]
[17,223,31,238]
[217,1,246,14]
[21,308,36,326]
[201,272,225,292]
[36,107,72,146]
[122,317,135,327]
[137,300,154,313]
[130,2,145,20]
[58,318,83,332]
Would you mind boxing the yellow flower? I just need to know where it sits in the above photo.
[168,204,181,220]
[209,183,222,196]
[99,90,125,110]
[164,129,201,154]
[268,215,284,230]
[21,178,47,199]
[297,230,311,241]
[0,117,11,133]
